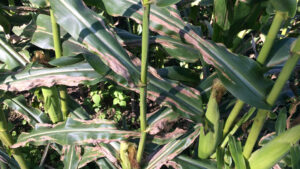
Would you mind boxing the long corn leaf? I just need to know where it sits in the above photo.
[0,62,100,92]
[12,117,140,148]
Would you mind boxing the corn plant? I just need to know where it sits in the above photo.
[0,0,299,168]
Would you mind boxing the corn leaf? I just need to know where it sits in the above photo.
[78,147,104,168]
[291,145,300,169]
[155,0,181,7]
[4,95,51,126]
[95,158,117,169]
[0,62,100,92]
[62,145,81,169]
[0,149,20,169]
[12,117,140,148]
[0,37,27,70]
[145,125,201,169]
[172,155,217,169]
[249,125,300,169]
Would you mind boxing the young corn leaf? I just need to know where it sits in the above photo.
[68,98,90,120]
[0,62,100,92]
[145,125,201,169]
[100,0,273,109]
[4,95,51,126]
[249,125,300,169]
[228,136,247,169]
[216,148,225,169]
[50,0,204,122]
[11,117,140,148]
[62,145,81,169]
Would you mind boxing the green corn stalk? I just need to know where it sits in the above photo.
[243,36,300,158]
[137,0,151,164]
[198,80,224,159]
[42,2,68,123]
[0,109,28,169]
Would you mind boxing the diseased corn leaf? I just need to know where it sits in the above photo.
[12,117,140,148]
[100,0,273,109]
[78,147,104,168]
[171,155,217,169]
[4,95,51,126]
[249,125,300,169]
[0,149,20,169]
[145,125,201,169]
[147,107,180,135]
[228,136,246,169]
[0,62,100,92]
[62,145,81,169]
[0,37,28,70]
[97,143,122,169]
[50,0,204,122]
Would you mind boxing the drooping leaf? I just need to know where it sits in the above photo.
[145,125,201,169]
[171,155,217,169]
[50,0,204,122]
[0,37,28,70]
[78,146,104,168]
[249,125,300,169]
[12,117,140,148]
[100,0,273,109]
[228,136,247,169]
[0,62,100,92]
[62,145,81,169]
[4,95,51,126]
